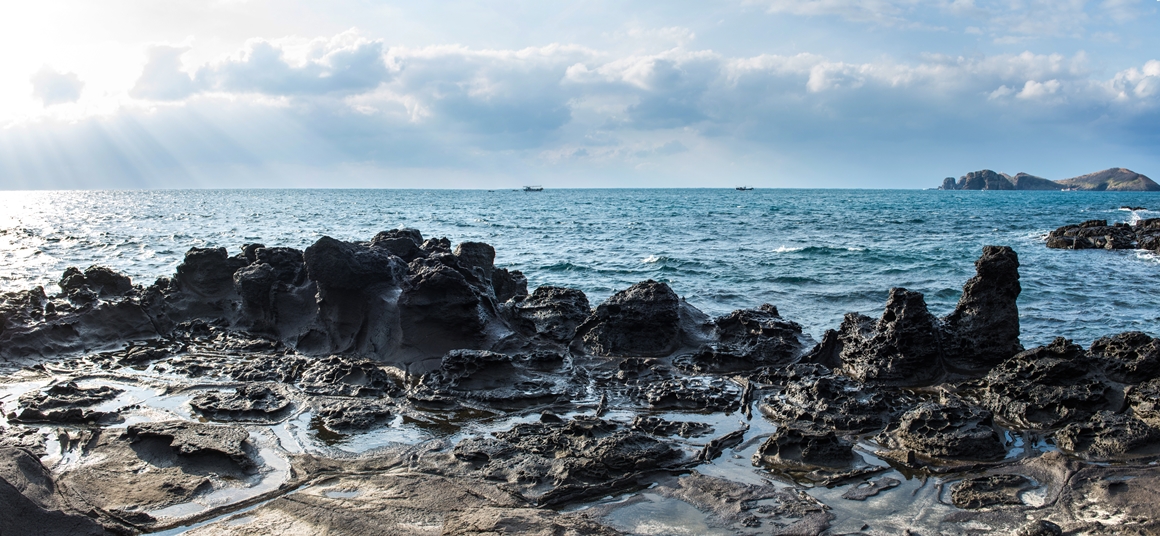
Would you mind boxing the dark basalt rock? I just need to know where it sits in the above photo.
[11,382,122,424]
[190,383,293,422]
[950,474,1034,509]
[753,427,855,469]
[942,245,1022,374]
[1129,377,1160,427]
[678,304,805,373]
[506,286,590,343]
[638,377,741,412]
[759,366,894,434]
[981,337,1120,429]
[492,268,528,303]
[413,349,571,405]
[225,354,309,383]
[371,228,425,262]
[450,416,684,506]
[60,265,133,298]
[1053,411,1160,460]
[1046,219,1139,250]
[630,416,713,438]
[397,258,491,371]
[298,355,398,397]
[831,288,943,386]
[887,399,1005,461]
[314,399,393,431]
[1016,520,1063,536]
[453,242,496,286]
[304,236,405,291]
[175,247,248,297]
[126,420,254,470]
[575,280,681,357]
[0,284,158,362]
[1090,331,1160,384]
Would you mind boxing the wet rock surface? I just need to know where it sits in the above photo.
[1046,217,1160,252]
[1,236,1158,535]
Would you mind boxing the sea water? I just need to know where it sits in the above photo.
[1,188,1157,347]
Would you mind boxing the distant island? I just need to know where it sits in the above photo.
[938,168,1160,191]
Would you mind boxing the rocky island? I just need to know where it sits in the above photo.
[1,230,1159,535]
[939,168,1160,191]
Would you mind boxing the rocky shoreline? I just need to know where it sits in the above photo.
[1,230,1158,535]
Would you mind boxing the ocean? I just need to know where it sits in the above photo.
[1,188,1157,348]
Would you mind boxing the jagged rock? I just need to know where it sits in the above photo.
[950,474,1034,509]
[304,236,405,291]
[492,268,529,303]
[955,170,1016,191]
[0,284,157,362]
[981,338,1120,429]
[298,355,398,397]
[314,399,393,431]
[575,280,681,357]
[413,350,571,405]
[1129,378,1160,427]
[176,247,248,297]
[506,286,590,343]
[1090,331,1160,384]
[1046,220,1137,250]
[397,258,490,370]
[450,416,684,506]
[630,416,713,438]
[10,382,122,424]
[1053,411,1160,460]
[887,399,1005,461]
[753,427,855,469]
[759,365,894,434]
[830,288,943,386]
[126,420,254,470]
[60,265,133,298]
[225,354,309,383]
[443,507,625,536]
[190,383,293,422]
[454,242,496,286]
[371,228,425,262]
[1016,520,1063,536]
[942,245,1022,374]
[678,304,805,373]
[638,377,741,412]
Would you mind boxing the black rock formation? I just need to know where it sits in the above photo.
[574,280,682,357]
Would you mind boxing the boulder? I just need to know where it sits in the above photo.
[942,245,1022,374]
[507,286,590,343]
[752,427,856,469]
[1090,331,1160,384]
[832,288,944,386]
[304,236,405,291]
[678,304,806,373]
[175,247,247,297]
[1053,411,1160,460]
[397,258,490,371]
[888,399,1005,460]
[575,280,681,357]
[492,268,529,303]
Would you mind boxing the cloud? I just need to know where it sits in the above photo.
[131,46,196,101]
[30,66,84,106]
[199,33,390,95]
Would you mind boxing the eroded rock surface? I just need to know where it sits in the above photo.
[575,280,682,357]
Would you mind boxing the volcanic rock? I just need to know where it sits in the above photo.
[950,474,1034,509]
[175,247,248,298]
[370,228,425,261]
[1129,377,1160,427]
[981,338,1120,429]
[630,416,713,438]
[11,382,122,424]
[450,416,684,506]
[0,447,111,536]
[942,245,1023,374]
[1053,411,1160,460]
[413,349,571,405]
[575,280,681,357]
[304,236,404,291]
[759,365,894,434]
[298,355,398,397]
[506,286,590,343]
[492,268,528,303]
[753,427,855,469]
[59,265,133,298]
[397,257,491,372]
[829,288,943,386]
[678,304,806,373]
[126,420,254,470]
[314,398,393,431]
[190,383,293,422]
[1090,331,1160,384]
[1045,220,1137,250]
[638,377,741,412]
[887,398,1005,461]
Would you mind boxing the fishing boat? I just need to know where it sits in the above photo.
[735,186,754,191]
[523,185,544,192]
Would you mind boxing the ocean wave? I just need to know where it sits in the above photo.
[773,245,805,253]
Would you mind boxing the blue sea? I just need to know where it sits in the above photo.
[1,188,1157,348]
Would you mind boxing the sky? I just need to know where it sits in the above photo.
[0,0,1158,189]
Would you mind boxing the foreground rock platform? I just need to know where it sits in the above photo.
[1,231,1159,535]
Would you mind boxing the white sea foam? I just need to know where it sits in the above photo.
[773,245,804,253]
[642,255,662,263]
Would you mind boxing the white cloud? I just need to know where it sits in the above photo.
[30,66,84,106]
[131,46,196,101]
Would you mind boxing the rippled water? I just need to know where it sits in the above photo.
[2,188,1158,347]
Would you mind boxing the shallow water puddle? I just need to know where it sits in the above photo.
[602,493,734,536]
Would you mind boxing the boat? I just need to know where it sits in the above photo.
[523,186,544,192]
[735,186,754,191]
